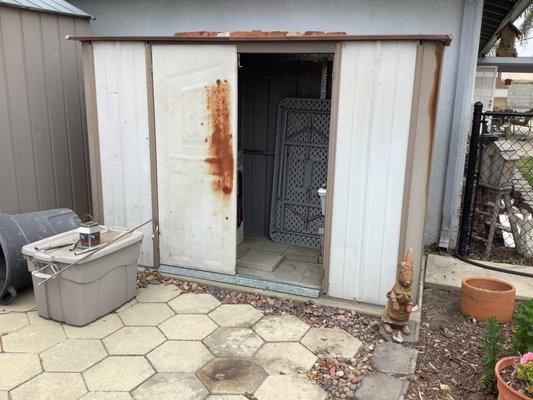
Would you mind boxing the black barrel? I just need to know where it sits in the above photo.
[0,209,81,304]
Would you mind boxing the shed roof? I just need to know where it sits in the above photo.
[68,31,452,44]
[0,0,92,19]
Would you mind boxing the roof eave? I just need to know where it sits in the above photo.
[480,0,531,56]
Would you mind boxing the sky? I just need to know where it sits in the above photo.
[515,15,532,57]
[517,40,532,56]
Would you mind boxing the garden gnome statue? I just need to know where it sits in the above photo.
[382,249,414,339]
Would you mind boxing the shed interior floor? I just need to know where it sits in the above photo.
[237,235,323,289]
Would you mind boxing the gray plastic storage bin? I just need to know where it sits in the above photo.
[22,228,143,326]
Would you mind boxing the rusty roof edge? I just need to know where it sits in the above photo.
[66,34,452,44]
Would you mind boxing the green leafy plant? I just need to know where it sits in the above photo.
[478,317,503,393]
[516,354,533,395]
[513,299,533,355]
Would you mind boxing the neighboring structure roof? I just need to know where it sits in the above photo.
[480,0,530,55]
[0,0,92,18]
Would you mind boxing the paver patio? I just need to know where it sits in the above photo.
[0,284,367,399]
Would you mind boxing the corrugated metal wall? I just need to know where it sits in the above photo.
[328,41,418,305]
[0,6,91,216]
[92,41,154,266]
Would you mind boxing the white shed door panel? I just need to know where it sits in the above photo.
[152,45,237,274]
[328,41,417,305]
[93,42,154,266]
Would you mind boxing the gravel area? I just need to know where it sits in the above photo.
[406,287,516,400]
[138,269,382,399]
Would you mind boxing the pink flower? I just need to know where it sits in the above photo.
[520,352,533,364]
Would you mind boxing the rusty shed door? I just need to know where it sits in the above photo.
[152,45,237,275]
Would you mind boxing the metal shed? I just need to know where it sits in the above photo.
[0,0,92,217]
[74,32,448,305]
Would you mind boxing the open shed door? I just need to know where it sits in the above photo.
[152,45,237,274]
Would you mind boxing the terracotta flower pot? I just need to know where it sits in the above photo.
[496,357,531,400]
[460,276,516,323]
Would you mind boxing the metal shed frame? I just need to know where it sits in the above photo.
[74,34,447,303]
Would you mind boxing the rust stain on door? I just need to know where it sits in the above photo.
[205,79,234,198]
[428,43,443,138]
[425,43,444,194]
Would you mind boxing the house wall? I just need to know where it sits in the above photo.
[473,66,497,110]
[507,83,533,111]
[70,0,479,248]
[0,6,91,217]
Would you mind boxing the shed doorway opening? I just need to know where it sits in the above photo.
[236,53,333,292]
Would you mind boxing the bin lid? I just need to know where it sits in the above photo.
[22,227,143,264]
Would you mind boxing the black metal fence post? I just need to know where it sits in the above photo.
[457,102,484,257]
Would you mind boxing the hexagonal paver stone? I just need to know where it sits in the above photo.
[204,327,264,358]
[136,284,181,303]
[254,342,317,375]
[103,326,165,355]
[168,293,221,314]
[64,314,123,339]
[159,314,217,340]
[301,327,362,358]
[0,353,41,390]
[206,396,248,400]
[41,339,107,372]
[208,304,263,327]
[83,356,154,391]
[0,312,29,335]
[0,392,7,400]
[1,323,66,353]
[115,298,137,313]
[253,314,309,342]
[371,341,418,375]
[354,372,408,400]
[198,358,267,395]
[132,373,208,400]
[147,340,214,372]
[0,289,35,313]
[27,311,56,325]
[80,393,133,400]
[10,372,87,400]
[118,302,174,326]
[254,375,326,400]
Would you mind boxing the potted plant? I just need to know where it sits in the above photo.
[495,353,533,399]
[494,299,533,399]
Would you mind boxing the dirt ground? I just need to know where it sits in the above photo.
[407,287,516,400]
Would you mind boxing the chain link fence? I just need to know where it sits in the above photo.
[458,103,533,265]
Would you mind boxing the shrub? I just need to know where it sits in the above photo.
[478,317,503,393]
[513,299,533,355]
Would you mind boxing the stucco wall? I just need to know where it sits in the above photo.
[70,0,470,247]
